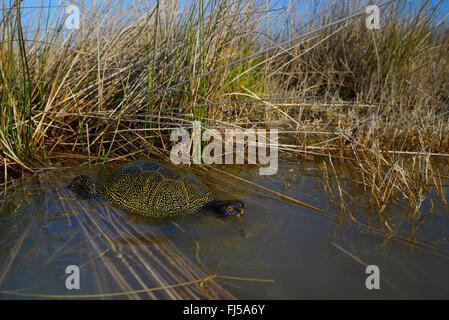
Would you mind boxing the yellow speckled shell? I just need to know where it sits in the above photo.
[97,161,215,217]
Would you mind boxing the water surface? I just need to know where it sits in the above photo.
[0,160,448,299]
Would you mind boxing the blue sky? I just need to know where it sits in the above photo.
[5,0,449,40]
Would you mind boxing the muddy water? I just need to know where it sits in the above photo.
[0,160,448,299]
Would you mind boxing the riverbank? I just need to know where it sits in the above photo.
[1,0,448,219]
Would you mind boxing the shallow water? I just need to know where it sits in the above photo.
[0,160,448,299]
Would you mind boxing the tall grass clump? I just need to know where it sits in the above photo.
[0,0,448,222]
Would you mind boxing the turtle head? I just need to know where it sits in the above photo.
[68,175,97,199]
[213,200,244,217]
